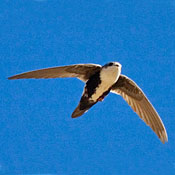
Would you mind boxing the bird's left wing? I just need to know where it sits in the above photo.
[8,64,101,82]
[111,75,168,143]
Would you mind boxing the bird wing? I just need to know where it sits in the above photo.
[8,64,101,82]
[111,74,168,143]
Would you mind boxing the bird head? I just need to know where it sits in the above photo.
[103,62,121,68]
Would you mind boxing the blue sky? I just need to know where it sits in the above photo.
[1,0,175,174]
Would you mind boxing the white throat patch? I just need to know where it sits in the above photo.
[91,65,121,101]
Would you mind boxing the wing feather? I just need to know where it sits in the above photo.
[8,64,101,82]
[111,75,168,143]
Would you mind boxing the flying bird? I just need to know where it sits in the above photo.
[8,62,168,143]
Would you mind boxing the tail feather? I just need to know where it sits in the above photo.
[71,104,89,118]
[71,100,97,118]
[72,92,98,118]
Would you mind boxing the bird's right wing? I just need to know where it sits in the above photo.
[111,75,168,143]
[8,64,102,82]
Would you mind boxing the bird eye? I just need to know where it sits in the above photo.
[108,63,113,66]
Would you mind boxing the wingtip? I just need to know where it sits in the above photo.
[8,76,13,80]
[161,138,168,144]
[161,132,168,144]
[8,75,19,80]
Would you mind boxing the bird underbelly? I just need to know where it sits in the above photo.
[87,66,120,102]
[90,83,111,101]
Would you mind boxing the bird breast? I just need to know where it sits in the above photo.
[90,66,121,101]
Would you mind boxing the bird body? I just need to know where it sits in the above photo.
[8,62,168,143]
[90,62,121,101]
[72,62,121,118]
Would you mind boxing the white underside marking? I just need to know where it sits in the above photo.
[91,65,121,101]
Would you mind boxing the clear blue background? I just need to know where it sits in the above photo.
[1,0,175,174]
